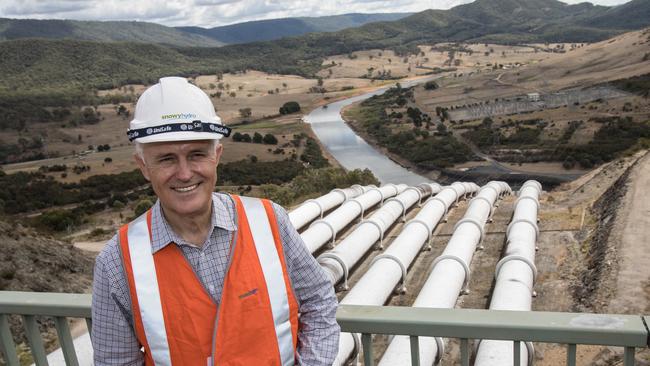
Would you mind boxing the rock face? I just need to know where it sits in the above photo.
[0,220,93,293]
[0,219,94,359]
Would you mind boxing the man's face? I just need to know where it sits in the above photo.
[135,140,223,219]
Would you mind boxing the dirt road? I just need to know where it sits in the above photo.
[607,152,650,315]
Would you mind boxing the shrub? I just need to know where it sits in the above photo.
[263,134,278,145]
[134,199,154,217]
[279,101,301,115]
[424,81,439,90]
[253,132,263,143]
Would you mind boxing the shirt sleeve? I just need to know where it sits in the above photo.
[272,202,340,366]
[91,236,145,366]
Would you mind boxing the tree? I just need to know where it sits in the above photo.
[279,101,301,115]
[134,199,153,217]
[239,107,252,118]
[424,81,438,90]
[263,134,278,145]
[253,132,263,144]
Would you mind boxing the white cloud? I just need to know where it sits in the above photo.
[0,0,635,27]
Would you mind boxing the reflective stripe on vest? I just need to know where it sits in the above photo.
[126,213,172,366]
[239,196,295,366]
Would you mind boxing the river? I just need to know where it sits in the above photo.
[304,79,433,186]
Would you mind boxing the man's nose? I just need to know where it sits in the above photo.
[175,158,193,181]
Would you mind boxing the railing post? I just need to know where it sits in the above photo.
[624,346,635,366]
[460,338,470,366]
[362,333,373,366]
[0,314,20,366]
[513,340,521,366]
[567,344,577,366]
[54,316,79,366]
[22,315,48,366]
[409,336,420,366]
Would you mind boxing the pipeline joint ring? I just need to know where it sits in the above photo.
[431,254,471,294]
[470,196,494,216]
[304,198,325,219]
[483,184,501,199]
[360,219,385,250]
[350,332,362,365]
[495,254,538,285]
[434,336,445,365]
[347,198,365,220]
[384,197,408,222]
[385,183,399,197]
[317,252,349,290]
[309,219,336,248]
[371,253,408,294]
[507,218,540,241]
[404,219,433,250]
[454,217,485,242]
[450,183,465,203]
[428,196,449,214]
[404,187,424,206]
[331,188,350,202]
[516,195,540,211]
[366,187,385,206]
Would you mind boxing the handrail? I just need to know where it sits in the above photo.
[0,292,648,366]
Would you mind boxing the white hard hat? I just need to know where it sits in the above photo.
[127,76,231,143]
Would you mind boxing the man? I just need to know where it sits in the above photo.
[92,76,339,365]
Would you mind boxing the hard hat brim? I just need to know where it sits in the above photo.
[135,131,224,144]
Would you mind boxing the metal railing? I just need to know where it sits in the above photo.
[0,292,91,366]
[0,291,648,366]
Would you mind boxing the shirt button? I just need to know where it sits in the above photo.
[209,285,215,293]
[200,252,206,258]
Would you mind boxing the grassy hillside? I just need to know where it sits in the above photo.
[179,12,412,44]
[1,0,648,110]
[579,0,650,30]
[0,18,223,47]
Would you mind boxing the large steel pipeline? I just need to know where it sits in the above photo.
[378,181,511,366]
[288,185,368,230]
[300,184,407,253]
[333,182,480,365]
[474,180,542,366]
[317,183,442,286]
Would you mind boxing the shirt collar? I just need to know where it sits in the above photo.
[150,192,237,253]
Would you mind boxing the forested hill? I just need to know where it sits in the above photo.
[2,0,649,96]
[177,13,412,44]
[0,18,223,47]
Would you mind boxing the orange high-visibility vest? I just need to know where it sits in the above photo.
[119,195,299,366]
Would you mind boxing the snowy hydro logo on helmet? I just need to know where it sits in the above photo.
[161,113,198,120]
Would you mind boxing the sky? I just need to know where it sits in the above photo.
[0,0,634,28]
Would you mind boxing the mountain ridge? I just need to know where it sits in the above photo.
[1,0,649,95]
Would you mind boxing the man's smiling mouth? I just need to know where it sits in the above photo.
[173,183,200,192]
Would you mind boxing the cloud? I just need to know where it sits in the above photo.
[1,0,91,16]
[0,0,635,27]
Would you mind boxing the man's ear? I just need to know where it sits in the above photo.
[134,153,151,182]
[214,143,224,166]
